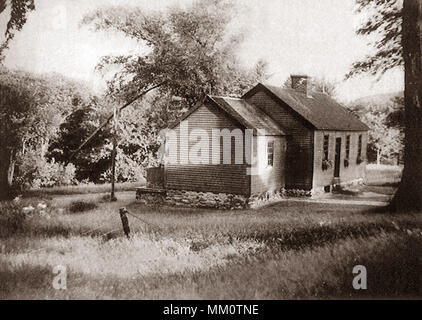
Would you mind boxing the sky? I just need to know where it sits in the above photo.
[0,0,404,102]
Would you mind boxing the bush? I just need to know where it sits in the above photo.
[33,159,77,188]
[68,201,98,213]
[15,151,77,189]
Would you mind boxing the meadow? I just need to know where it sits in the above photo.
[1,165,421,299]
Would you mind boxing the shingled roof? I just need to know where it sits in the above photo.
[243,83,369,131]
[169,95,285,135]
[208,96,285,135]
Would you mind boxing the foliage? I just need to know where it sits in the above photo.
[15,153,77,189]
[385,95,405,132]
[0,0,35,62]
[47,98,112,182]
[82,0,268,106]
[48,95,154,183]
[348,96,404,164]
[347,0,403,78]
[0,68,92,150]
[0,68,92,192]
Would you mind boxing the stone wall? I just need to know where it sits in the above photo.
[165,189,248,210]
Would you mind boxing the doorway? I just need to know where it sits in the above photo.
[334,137,341,178]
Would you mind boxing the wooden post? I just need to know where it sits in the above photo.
[110,107,117,201]
[119,207,130,238]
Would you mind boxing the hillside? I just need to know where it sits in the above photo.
[350,91,403,108]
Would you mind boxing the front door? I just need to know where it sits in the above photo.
[334,137,341,178]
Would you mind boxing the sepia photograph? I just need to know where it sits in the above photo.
[0,0,421,306]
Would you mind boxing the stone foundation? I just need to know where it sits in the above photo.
[136,188,288,209]
[136,187,166,205]
[284,188,313,198]
[136,187,326,210]
[165,189,249,210]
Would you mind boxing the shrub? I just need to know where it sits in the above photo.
[33,159,77,188]
[68,201,98,213]
[15,152,77,189]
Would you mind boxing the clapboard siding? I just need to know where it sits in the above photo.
[250,135,286,195]
[165,101,251,195]
[246,91,314,190]
[166,164,249,194]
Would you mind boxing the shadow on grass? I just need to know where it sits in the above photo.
[0,222,123,241]
[235,222,402,251]
[0,262,53,299]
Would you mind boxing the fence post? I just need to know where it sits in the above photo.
[119,207,131,238]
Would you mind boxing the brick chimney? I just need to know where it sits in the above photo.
[290,74,309,95]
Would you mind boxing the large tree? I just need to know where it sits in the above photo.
[47,97,113,182]
[349,0,422,212]
[0,0,35,62]
[81,0,267,107]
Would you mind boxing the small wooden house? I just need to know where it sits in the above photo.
[144,75,369,209]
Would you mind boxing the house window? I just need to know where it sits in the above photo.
[267,140,274,167]
[344,135,350,167]
[357,134,363,164]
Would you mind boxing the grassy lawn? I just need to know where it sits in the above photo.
[1,189,421,300]
[365,164,403,186]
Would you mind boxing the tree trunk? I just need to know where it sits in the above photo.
[7,159,15,186]
[377,148,381,165]
[390,0,422,212]
[110,107,118,201]
[0,148,13,200]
